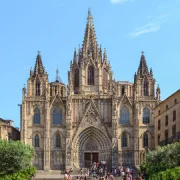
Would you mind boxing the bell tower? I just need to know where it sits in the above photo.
[134,51,155,99]
[68,9,113,95]
[27,51,48,98]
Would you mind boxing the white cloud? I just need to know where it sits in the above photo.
[130,23,160,37]
[130,14,168,37]
[111,0,133,4]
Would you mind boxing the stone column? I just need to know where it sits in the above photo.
[66,97,72,169]
[44,101,50,171]
[112,97,118,169]
[133,102,140,168]
[21,101,27,144]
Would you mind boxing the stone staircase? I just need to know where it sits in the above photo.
[34,167,140,180]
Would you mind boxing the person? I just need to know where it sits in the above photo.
[67,173,72,180]
[110,173,114,180]
[136,174,142,180]
[79,168,83,175]
[84,171,88,180]
[64,170,68,180]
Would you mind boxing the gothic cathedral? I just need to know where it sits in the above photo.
[21,10,161,171]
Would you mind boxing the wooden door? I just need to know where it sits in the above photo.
[84,153,91,168]
[92,153,99,163]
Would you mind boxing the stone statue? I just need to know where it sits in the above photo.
[112,84,116,95]
[112,138,117,148]
[134,86,137,101]
[156,84,161,100]
[23,84,26,98]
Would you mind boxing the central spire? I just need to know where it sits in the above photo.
[82,9,98,59]
[33,51,45,76]
[138,51,149,76]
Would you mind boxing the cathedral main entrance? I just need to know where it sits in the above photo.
[84,152,99,168]
[72,126,112,168]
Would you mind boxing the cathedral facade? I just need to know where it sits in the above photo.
[20,10,161,171]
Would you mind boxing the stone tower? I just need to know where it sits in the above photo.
[21,10,160,171]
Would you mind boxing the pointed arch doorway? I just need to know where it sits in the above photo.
[73,126,112,168]
[84,138,99,167]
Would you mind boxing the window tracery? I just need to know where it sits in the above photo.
[34,134,39,147]
[74,69,79,88]
[144,80,148,96]
[36,81,40,96]
[143,134,148,147]
[56,134,61,148]
[122,133,127,147]
[120,106,130,124]
[88,66,94,85]
[52,107,62,125]
[33,107,40,124]
[143,107,150,124]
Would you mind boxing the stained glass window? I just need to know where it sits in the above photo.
[120,106,129,124]
[143,107,150,124]
[52,107,62,125]
[33,107,40,124]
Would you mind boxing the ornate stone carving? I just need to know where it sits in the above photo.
[85,143,98,151]
[85,107,97,124]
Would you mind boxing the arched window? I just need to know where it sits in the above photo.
[36,81,40,96]
[88,66,94,85]
[52,107,62,125]
[61,87,63,96]
[122,133,127,147]
[56,134,61,148]
[143,107,150,124]
[174,99,177,105]
[34,134,39,147]
[103,69,107,88]
[74,69,79,88]
[122,86,125,96]
[120,106,130,124]
[33,107,40,124]
[173,110,176,121]
[144,80,148,96]
[143,134,148,147]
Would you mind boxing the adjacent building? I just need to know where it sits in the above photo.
[154,89,180,148]
[21,10,161,171]
[0,118,20,141]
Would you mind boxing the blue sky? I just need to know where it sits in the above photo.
[0,0,179,128]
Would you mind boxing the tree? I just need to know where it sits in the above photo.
[140,142,180,177]
[0,140,35,176]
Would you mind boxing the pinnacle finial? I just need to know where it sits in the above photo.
[88,8,92,17]
[141,51,144,55]
[87,8,93,23]
[37,50,41,55]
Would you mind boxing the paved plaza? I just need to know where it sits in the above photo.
[34,172,130,180]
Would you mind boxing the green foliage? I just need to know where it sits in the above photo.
[140,142,180,177]
[0,140,35,176]
[149,167,180,180]
[0,166,36,180]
